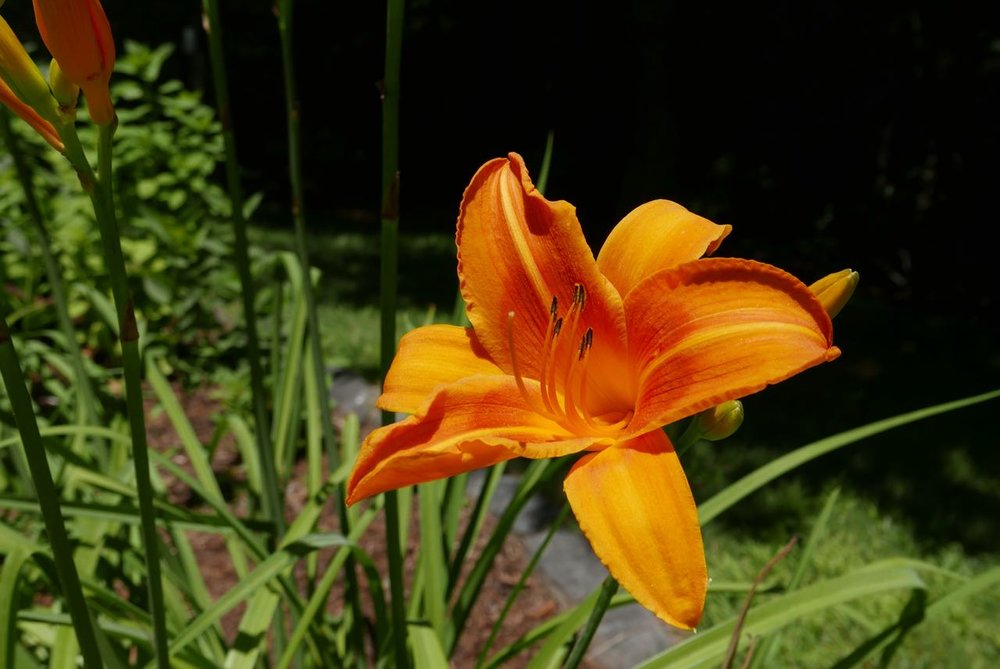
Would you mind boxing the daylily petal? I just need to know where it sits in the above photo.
[624,258,839,436]
[456,153,629,404]
[0,79,63,151]
[597,200,731,300]
[377,324,502,414]
[347,375,605,504]
[564,429,706,630]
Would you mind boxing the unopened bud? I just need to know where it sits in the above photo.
[33,0,116,125]
[693,400,744,442]
[48,59,78,109]
[0,18,57,121]
[809,269,859,319]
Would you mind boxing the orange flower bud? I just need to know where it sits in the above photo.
[32,0,115,124]
[0,79,63,151]
[0,17,56,119]
[809,269,859,319]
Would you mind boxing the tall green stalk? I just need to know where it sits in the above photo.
[275,0,340,486]
[201,0,285,536]
[55,119,170,668]
[0,110,98,436]
[381,0,408,665]
[274,0,366,660]
[0,318,103,668]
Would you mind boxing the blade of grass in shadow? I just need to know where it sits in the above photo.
[379,0,408,665]
[0,318,103,667]
[525,584,604,669]
[447,462,506,595]
[698,388,1000,526]
[831,564,1000,669]
[482,592,634,669]
[201,0,285,537]
[274,509,382,669]
[475,503,570,668]
[448,458,565,653]
[441,473,469,563]
[561,575,618,669]
[146,356,250,578]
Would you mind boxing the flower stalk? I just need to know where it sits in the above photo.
[380,0,408,664]
[202,0,285,537]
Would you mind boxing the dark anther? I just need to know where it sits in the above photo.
[553,318,563,337]
[550,296,559,317]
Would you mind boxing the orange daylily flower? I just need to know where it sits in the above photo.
[32,0,115,124]
[346,153,840,629]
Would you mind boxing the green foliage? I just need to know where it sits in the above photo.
[0,41,255,386]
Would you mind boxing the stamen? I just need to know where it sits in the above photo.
[549,296,558,316]
[562,328,594,432]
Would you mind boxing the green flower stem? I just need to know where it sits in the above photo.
[0,317,103,668]
[0,110,98,432]
[57,119,170,668]
[381,0,408,666]
[562,575,618,669]
[202,0,285,537]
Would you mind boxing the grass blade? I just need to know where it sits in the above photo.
[635,561,927,668]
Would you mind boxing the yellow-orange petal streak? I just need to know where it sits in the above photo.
[347,376,600,504]
[564,429,707,630]
[377,324,502,414]
[624,258,839,437]
[457,153,630,405]
[596,200,731,300]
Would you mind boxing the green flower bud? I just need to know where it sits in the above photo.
[692,400,744,442]
[48,58,78,109]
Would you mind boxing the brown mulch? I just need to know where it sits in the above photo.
[144,383,590,668]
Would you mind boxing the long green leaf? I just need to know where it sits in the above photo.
[635,561,926,668]
[525,585,603,669]
[698,388,1000,526]
[411,624,449,669]
[0,548,30,668]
